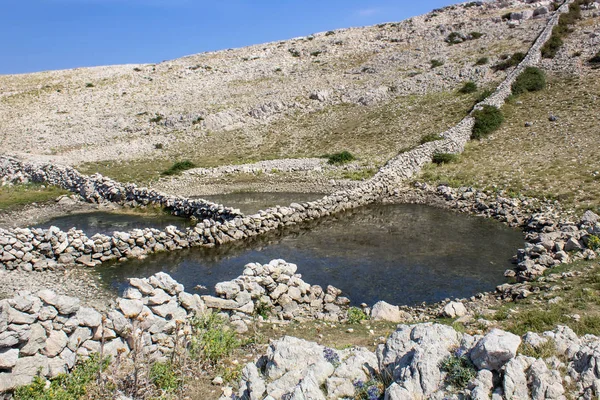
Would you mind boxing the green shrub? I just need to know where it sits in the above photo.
[327,151,355,165]
[154,143,163,150]
[162,160,196,175]
[14,354,109,400]
[189,313,240,363]
[474,56,489,66]
[420,133,443,144]
[430,59,444,68]
[440,353,476,389]
[541,1,583,59]
[588,235,600,251]
[85,83,94,88]
[473,89,493,105]
[446,32,463,45]
[347,307,368,324]
[255,300,273,319]
[470,31,483,39]
[492,52,525,71]
[589,51,600,65]
[325,30,336,36]
[471,105,504,140]
[511,67,546,95]
[432,153,459,165]
[192,116,204,125]
[150,361,182,393]
[288,49,301,57]
[458,81,478,94]
[149,113,164,123]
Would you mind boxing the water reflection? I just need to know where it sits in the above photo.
[97,204,523,306]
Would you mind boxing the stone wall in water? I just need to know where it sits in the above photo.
[0,2,575,274]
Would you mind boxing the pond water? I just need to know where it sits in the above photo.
[200,192,326,215]
[33,211,192,236]
[97,202,523,306]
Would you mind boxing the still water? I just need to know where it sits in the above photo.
[95,202,523,306]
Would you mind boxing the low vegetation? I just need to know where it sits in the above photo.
[420,73,600,213]
[0,183,70,211]
[492,52,525,71]
[326,151,356,165]
[458,81,477,94]
[432,153,459,165]
[162,160,196,176]
[440,352,477,389]
[589,50,600,65]
[511,67,546,95]
[420,133,444,144]
[475,57,489,66]
[430,59,444,68]
[471,105,504,140]
[541,0,583,59]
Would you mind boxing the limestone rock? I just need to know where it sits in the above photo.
[471,329,521,371]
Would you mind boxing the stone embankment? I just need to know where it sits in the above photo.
[228,323,600,400]
[0,156,241,223]
[0,260,348,393]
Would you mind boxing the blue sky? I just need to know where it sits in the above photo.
[1,0,456,75]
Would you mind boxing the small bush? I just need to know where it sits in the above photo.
[192,116,204,125]
[133,67,142,72]
[310,50,322,57]
[347,307,368,324]
[446,32,463,45]
[150,361,182,393]
[85,83,94,88]
[475,57,489,66]
[440,352,476,389]
[541,34,564,59]
[589,51,600,65]
[325,30,336,36]
[458,81,478,94]
[511,66,546,95]
[420,133,443,144]
[162,160,196,176]
[470,31,483,39]
[492,52,525,71]
[149,113,164,123]
[471,105,504,140]
[327,151,355,165]
[430,59,444,68]
[255,300,273,319]
[588,235,600,251]
[541,0,583,59]
[432,153,458,165]
[154,143,163,150]
[288,48,301,57]
[189,313,240,363]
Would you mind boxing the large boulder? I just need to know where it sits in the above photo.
[470,329,521,371]
[371,301,410,323]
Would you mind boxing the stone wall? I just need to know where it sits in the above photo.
[0,259,349,393]
[0,156,242,223]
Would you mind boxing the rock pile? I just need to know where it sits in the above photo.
[229,323,600,400]
[0,272,205,393]
[201,259,350,332]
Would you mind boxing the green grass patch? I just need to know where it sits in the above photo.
[512,67,546,95]
[588,235,600,251]
[162,160,197,176]
[0,183,70,211]
[189,313,240,364]
[471,105,504,140]
[458,81,478,94]
[150,361,183,393]
[519,339,557,359]
[14,354,109,400]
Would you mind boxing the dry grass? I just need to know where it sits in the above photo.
[421,72,600,213]
[79,89,480,184]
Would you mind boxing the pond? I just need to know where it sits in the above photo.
[96,202,523,307]
[200,192,326,215]
[33,211,193,236]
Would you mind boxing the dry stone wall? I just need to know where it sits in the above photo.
[0,260,349,393]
